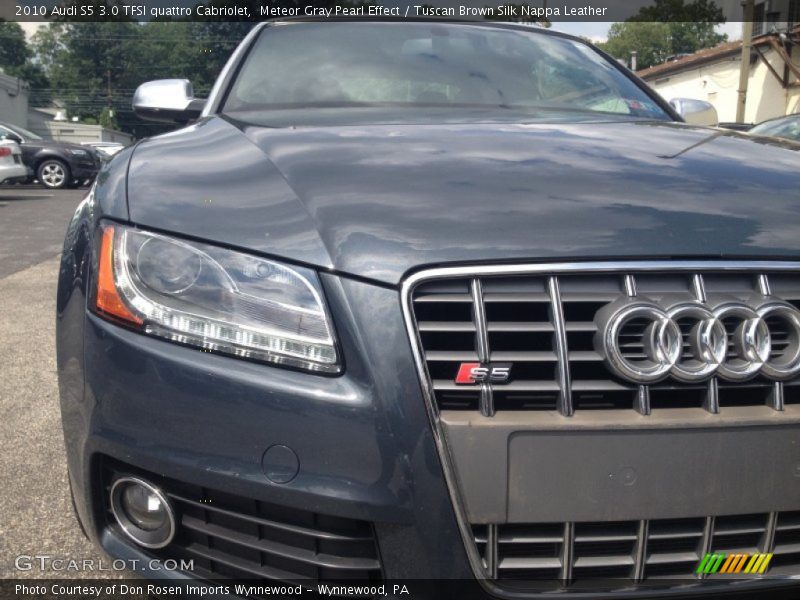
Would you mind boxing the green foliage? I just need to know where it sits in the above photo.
[98,106,118,129]
[599,22,672,69]
[0,20,50,105]
[29,18,253,137]
[0,20,29,70]
[597,0,727,70]
[632,0,725,22]
[32,21,141,131]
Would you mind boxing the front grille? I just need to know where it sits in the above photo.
[472,510,800,588]
[102,460,382,584]
[410,267,800,415]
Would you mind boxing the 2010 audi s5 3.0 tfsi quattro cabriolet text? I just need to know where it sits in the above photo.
[56,19,800,598]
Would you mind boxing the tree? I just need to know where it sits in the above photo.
[0,21,29,72]
[0,20,50,105]
[32,20,143,131]
[599,22,672,69]
[598,0,727,70]
[633,0,725,22]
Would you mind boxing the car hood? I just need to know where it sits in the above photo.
[126,116,800,286]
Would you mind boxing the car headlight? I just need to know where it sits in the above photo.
[67,148,89,157]
[93,222,340,373]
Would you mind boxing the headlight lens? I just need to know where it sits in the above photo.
[67,148,89,156]
[94,223,340,373]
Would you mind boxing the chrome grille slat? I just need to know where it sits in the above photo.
[471,278,494,417]
[771,381,785,411]
[764,512,779,553]
[418,321,476,332]
[491,351,557,361]
[433,379,560,392]
[486,524,499,579]
[501,534,564,544]
[632,520,648,582]
[411,266,800,415]
[571,380,631,392]
[645,552,700,565]
[560,522,574,582]
[705,377,720,414]
[565,321,597,332]
[484,292,551,302]
[692,274,722,415]
[425,350,479,361]
[488,322,554,332]
[499,557,562,570]
[624,274,637,297]
[574,533,637,542]
[568,350,603,361]
[636,384,651,415]
[697,516,715,579]
[759,273,772,296]
[548,276,573,416]
[573,555,635,568]
[414,293,472,302]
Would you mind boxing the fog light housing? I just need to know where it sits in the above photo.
[110,477,175,549]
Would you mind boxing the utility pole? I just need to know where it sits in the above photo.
[736,0,755,122]
[106,69,114,119]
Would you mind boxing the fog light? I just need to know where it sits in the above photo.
[110,477,175,549]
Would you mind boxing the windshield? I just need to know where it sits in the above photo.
[5,122,43,140]
[750,116,800,141]
[223,22,670,123]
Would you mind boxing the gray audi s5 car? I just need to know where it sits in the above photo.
[56,19,800,598]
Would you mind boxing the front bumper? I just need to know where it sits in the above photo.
[57,260,800,598]
[0,163,29,184]
[68,155,100,181]
[59,274,468,585]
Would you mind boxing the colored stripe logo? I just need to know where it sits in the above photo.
[696,552,773,574]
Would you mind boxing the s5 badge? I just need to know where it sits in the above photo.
[455,362,513,385]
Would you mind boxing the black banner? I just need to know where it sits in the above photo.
[2,578,800,600]
[0,0,765,24]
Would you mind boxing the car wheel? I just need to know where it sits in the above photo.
[37,159,70,189]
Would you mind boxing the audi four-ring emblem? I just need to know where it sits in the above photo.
[594,298,800,383]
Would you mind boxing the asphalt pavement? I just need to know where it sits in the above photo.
[0,185,118,579]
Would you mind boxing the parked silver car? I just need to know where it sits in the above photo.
[0,139,29,185]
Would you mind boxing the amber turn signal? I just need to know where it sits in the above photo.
[96,225,143,325]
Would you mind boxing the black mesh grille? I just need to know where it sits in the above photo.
[101,459,382,585]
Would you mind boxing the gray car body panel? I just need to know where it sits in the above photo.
[125,115,800,285]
